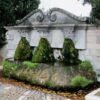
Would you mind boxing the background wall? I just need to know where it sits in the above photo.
[79,26,100,70]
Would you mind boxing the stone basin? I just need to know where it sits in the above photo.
[9,62,96,87]
[30,63,82,87]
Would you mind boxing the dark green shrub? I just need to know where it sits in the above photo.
[23,61,39,69]
[44,80,56,88]
[14,37,32,61]
[3,60,18,77]
[79,60,96,81]
[71,75,93,88]
[61,38,79,64]
[32,38,55,63]
[79,60,94,73]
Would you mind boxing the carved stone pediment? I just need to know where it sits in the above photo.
[16,8,87,25]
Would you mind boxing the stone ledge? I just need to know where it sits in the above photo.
[85,88,100,100]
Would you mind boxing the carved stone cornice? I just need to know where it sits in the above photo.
[15,8,87,25]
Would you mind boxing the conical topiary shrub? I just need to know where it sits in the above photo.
[14,37,32,61]
[32,38,55,63]
[61,38,79,65]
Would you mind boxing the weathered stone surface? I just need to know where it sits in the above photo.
[15,8,86,25]
[0,82,69,100]
[30,30,41,46]
[0,45,7,59]
[36,68,51,84]
[50,30,64,48]
[29,63,80,87]
[75,30,86,49]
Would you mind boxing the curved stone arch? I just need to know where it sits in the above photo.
[16,9,45,25]
[47,7,86,22]
[16,7,87,25]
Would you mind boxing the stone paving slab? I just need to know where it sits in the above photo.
[0,82,70,100]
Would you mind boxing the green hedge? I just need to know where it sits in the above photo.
[3,60,38,84]
[32,38,55,63]
[14,37,32,61]
[79,60,94,73]
[79,60,96,81]
[23,61,39,70]
[3,60,18,77]
[61,38,79,64]
[71,75,93,88]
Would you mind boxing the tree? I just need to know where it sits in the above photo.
[0,0,40,46]
[61,38,79,65]
[90,0,100,23]
[79,0,100,23]
[80,0,91,5]
[32,38,55,63]
[14,37,32,61]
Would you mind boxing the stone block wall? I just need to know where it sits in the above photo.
[5,25,86,60]
[79,26,100,69]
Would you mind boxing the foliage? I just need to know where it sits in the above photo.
[79,60,94,72]
[3,60,18,77]
[98,74,100,77]
[44,80,56,88]
[90,0,100,24]
[32,38,55,63]
[79,60,96,81]
[71,75,93,88]
[23,61,39,69]
[3,60,38,84]
[0,0,40,45]
[14,37,32,61]
[79,0,100,24]
[61,38,79,65]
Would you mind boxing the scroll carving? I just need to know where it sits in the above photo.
[47,9,57,22]
[36,10,45,22]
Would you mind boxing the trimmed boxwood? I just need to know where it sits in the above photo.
[79,60,96,80]
[14,37,32,61]
[32,38,55,63]
[61,38,79,65]
[71,75,93,88]
[79,60,94,73]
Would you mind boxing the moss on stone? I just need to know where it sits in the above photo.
[32,38,55,63]
[61,38,79,65]
[14,37,32,61]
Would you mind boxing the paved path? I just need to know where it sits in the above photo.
[0,82,70,100]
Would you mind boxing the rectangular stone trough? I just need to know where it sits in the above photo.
[85,88,100,100]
